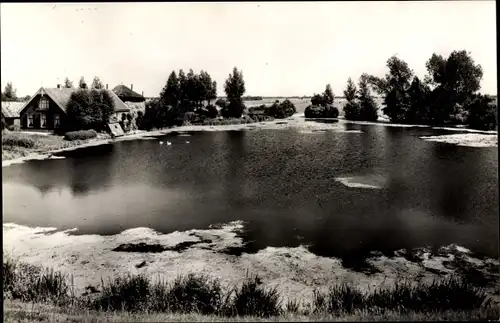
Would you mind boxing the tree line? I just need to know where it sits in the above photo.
[2,49,497,132]
[337,50,496,130]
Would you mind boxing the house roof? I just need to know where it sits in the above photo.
[112,85,144,101]
[19,87,130,115]
[1,101,25,118]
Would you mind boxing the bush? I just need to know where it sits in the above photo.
[226,276,282,317]
[95,275,150,312]
[304,105,325,118]
[324,104,339,118]
[311,94,326,106]
[268,99,296,119]
[2,133,36,148]
[64,129,97,141]
[215,98,229,109]
[343,101,362,121]
[165,274,223,315]
[467,95,497,130]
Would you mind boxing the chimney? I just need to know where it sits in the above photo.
[57,84,61,89]
[106,84,108,90]
[142,90,144,97]
[131,84,133,91]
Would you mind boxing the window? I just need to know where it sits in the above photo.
[39,97,49,110]
[28,113,34,128]
[54,114,60,128]
[40,114,47,128]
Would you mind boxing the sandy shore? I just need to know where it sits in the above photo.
[3,221,499,306]
[420,133,498,148]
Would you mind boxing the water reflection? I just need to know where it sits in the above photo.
[3,125,498,262]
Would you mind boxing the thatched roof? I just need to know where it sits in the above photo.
[19,87,130,115]
[1,101,25,118]
[112,85,144,102]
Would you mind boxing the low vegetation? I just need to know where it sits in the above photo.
[63,130,98,141]
[3,257,498,321]
[1,131,108,161]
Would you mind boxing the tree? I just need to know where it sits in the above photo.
[224,67,246,118]
[2,82,17,101]
[367,56,413,123]
[343,78,357,102]
[466,94,497,130]
[424,50,484,124]
[406,76,432,123]
[63,77,73,88]
[323,84,334,105]
[65,89,115,131]
[160,71,180,107]
[78,77,87,89]
[357,74,378,121]
[91,76,104,90]
[343,78,360,120]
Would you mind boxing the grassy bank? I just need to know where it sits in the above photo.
[3,257,498,321]
[1,131,111,161]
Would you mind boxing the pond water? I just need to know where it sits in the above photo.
[3,121,498,269]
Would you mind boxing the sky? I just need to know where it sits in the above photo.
[1,1,497,98]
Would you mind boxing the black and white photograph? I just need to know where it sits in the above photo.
[1,1,498,321]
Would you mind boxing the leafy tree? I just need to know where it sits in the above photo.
[140,98,176,130]
[323,84,334,105]
[357,74,378,121]
[78,77,87,89]
[466,94,497,130]
[65,89,115,131]
[63,77,73,88]
[2,82,17,101]
[91,76,104,90]
[406,76,432,123]
[224,67,246,118]
[367,56,413,123]
[424,50,484,124]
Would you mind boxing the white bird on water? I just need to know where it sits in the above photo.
[167,141,172,145]
[186,141,190,144]
[159,141,164,145]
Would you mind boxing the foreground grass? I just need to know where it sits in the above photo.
[3,257,498,321]
[4,299,498,322]
[1,131,111,161]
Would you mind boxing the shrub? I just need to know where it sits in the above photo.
[3,258,70,305]
[226,276,282,317]
[311,94,326,106]
[343,101,362,121]
[215,98,229,109]
[304,105,325,118]
[95,275,150,312]
[467,94,497,130]
[204,104,219,119]
[64,129,97,141]
[166,274,223,315]
[2,134,36,148]
[324,104,339,118]
[268,99,297,119]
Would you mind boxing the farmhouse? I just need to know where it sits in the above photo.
[112,84,145,103]
[17,85,130,131]
[1,101,24,129]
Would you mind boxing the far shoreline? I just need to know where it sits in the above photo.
[2,115,497,167]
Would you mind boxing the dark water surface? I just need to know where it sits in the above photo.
[3,121,498,266]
